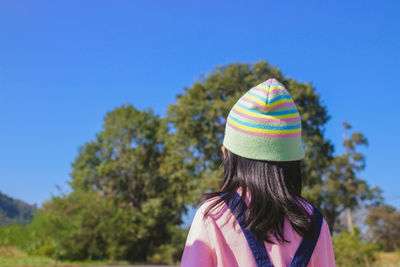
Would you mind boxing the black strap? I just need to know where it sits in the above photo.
[222,192,323,267]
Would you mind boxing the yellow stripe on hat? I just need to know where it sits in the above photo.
[234,104,300,120]
[227,117,301,134]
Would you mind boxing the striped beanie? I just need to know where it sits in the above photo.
[223,78,305,161]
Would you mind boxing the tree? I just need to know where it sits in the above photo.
[70,105,165,206]
[50,104,192,262]
[167,61,334,204]
[366,204,400,251]
[321,122,382,232]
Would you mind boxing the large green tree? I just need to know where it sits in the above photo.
[59,104,191,261]
[167,61,334,204]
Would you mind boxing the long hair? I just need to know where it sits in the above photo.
[201,148,313,244]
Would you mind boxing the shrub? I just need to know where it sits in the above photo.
[333,227,379,267]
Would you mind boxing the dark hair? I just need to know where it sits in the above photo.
[201,148,313,244]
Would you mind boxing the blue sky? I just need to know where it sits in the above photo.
[0,1,399,210]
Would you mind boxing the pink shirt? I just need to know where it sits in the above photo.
[181,196,335,267]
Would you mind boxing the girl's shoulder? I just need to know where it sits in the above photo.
[195,195,243,226]
[197,196,228,217]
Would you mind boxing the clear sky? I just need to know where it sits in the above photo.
[1,1,399,209]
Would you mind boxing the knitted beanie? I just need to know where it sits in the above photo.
[222,78,305,161]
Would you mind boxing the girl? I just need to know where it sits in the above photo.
[181,78,335,267]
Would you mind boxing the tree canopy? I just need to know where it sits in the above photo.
[51,105,192,261]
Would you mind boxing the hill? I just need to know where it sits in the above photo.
[0,192,35,225]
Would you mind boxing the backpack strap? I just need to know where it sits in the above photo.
[289,206,324,267]
[222,192,274,267]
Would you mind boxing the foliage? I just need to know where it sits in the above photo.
[0,60,389,264]
[167,60,334,204]
[366,204,400,251]
[0,245,56,266]
[146,226,188,265]
[333,227,379,267]
[1,175,187,262]
[29,104,193,262]
[0,245,129,266]
[321,122,382,232]
[0,191,35,225]
[0,224,31,250]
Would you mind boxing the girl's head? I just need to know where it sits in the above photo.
[202,78,312,244]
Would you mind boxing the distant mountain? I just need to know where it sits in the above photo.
[0,191,36,225]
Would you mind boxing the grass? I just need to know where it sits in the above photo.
[1,246,399,267]
[372,251,400,267]
[0,246,130,267]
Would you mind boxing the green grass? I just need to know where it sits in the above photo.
[0,259,129,267]
[0,246,130,267]
[2,245,399,267]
